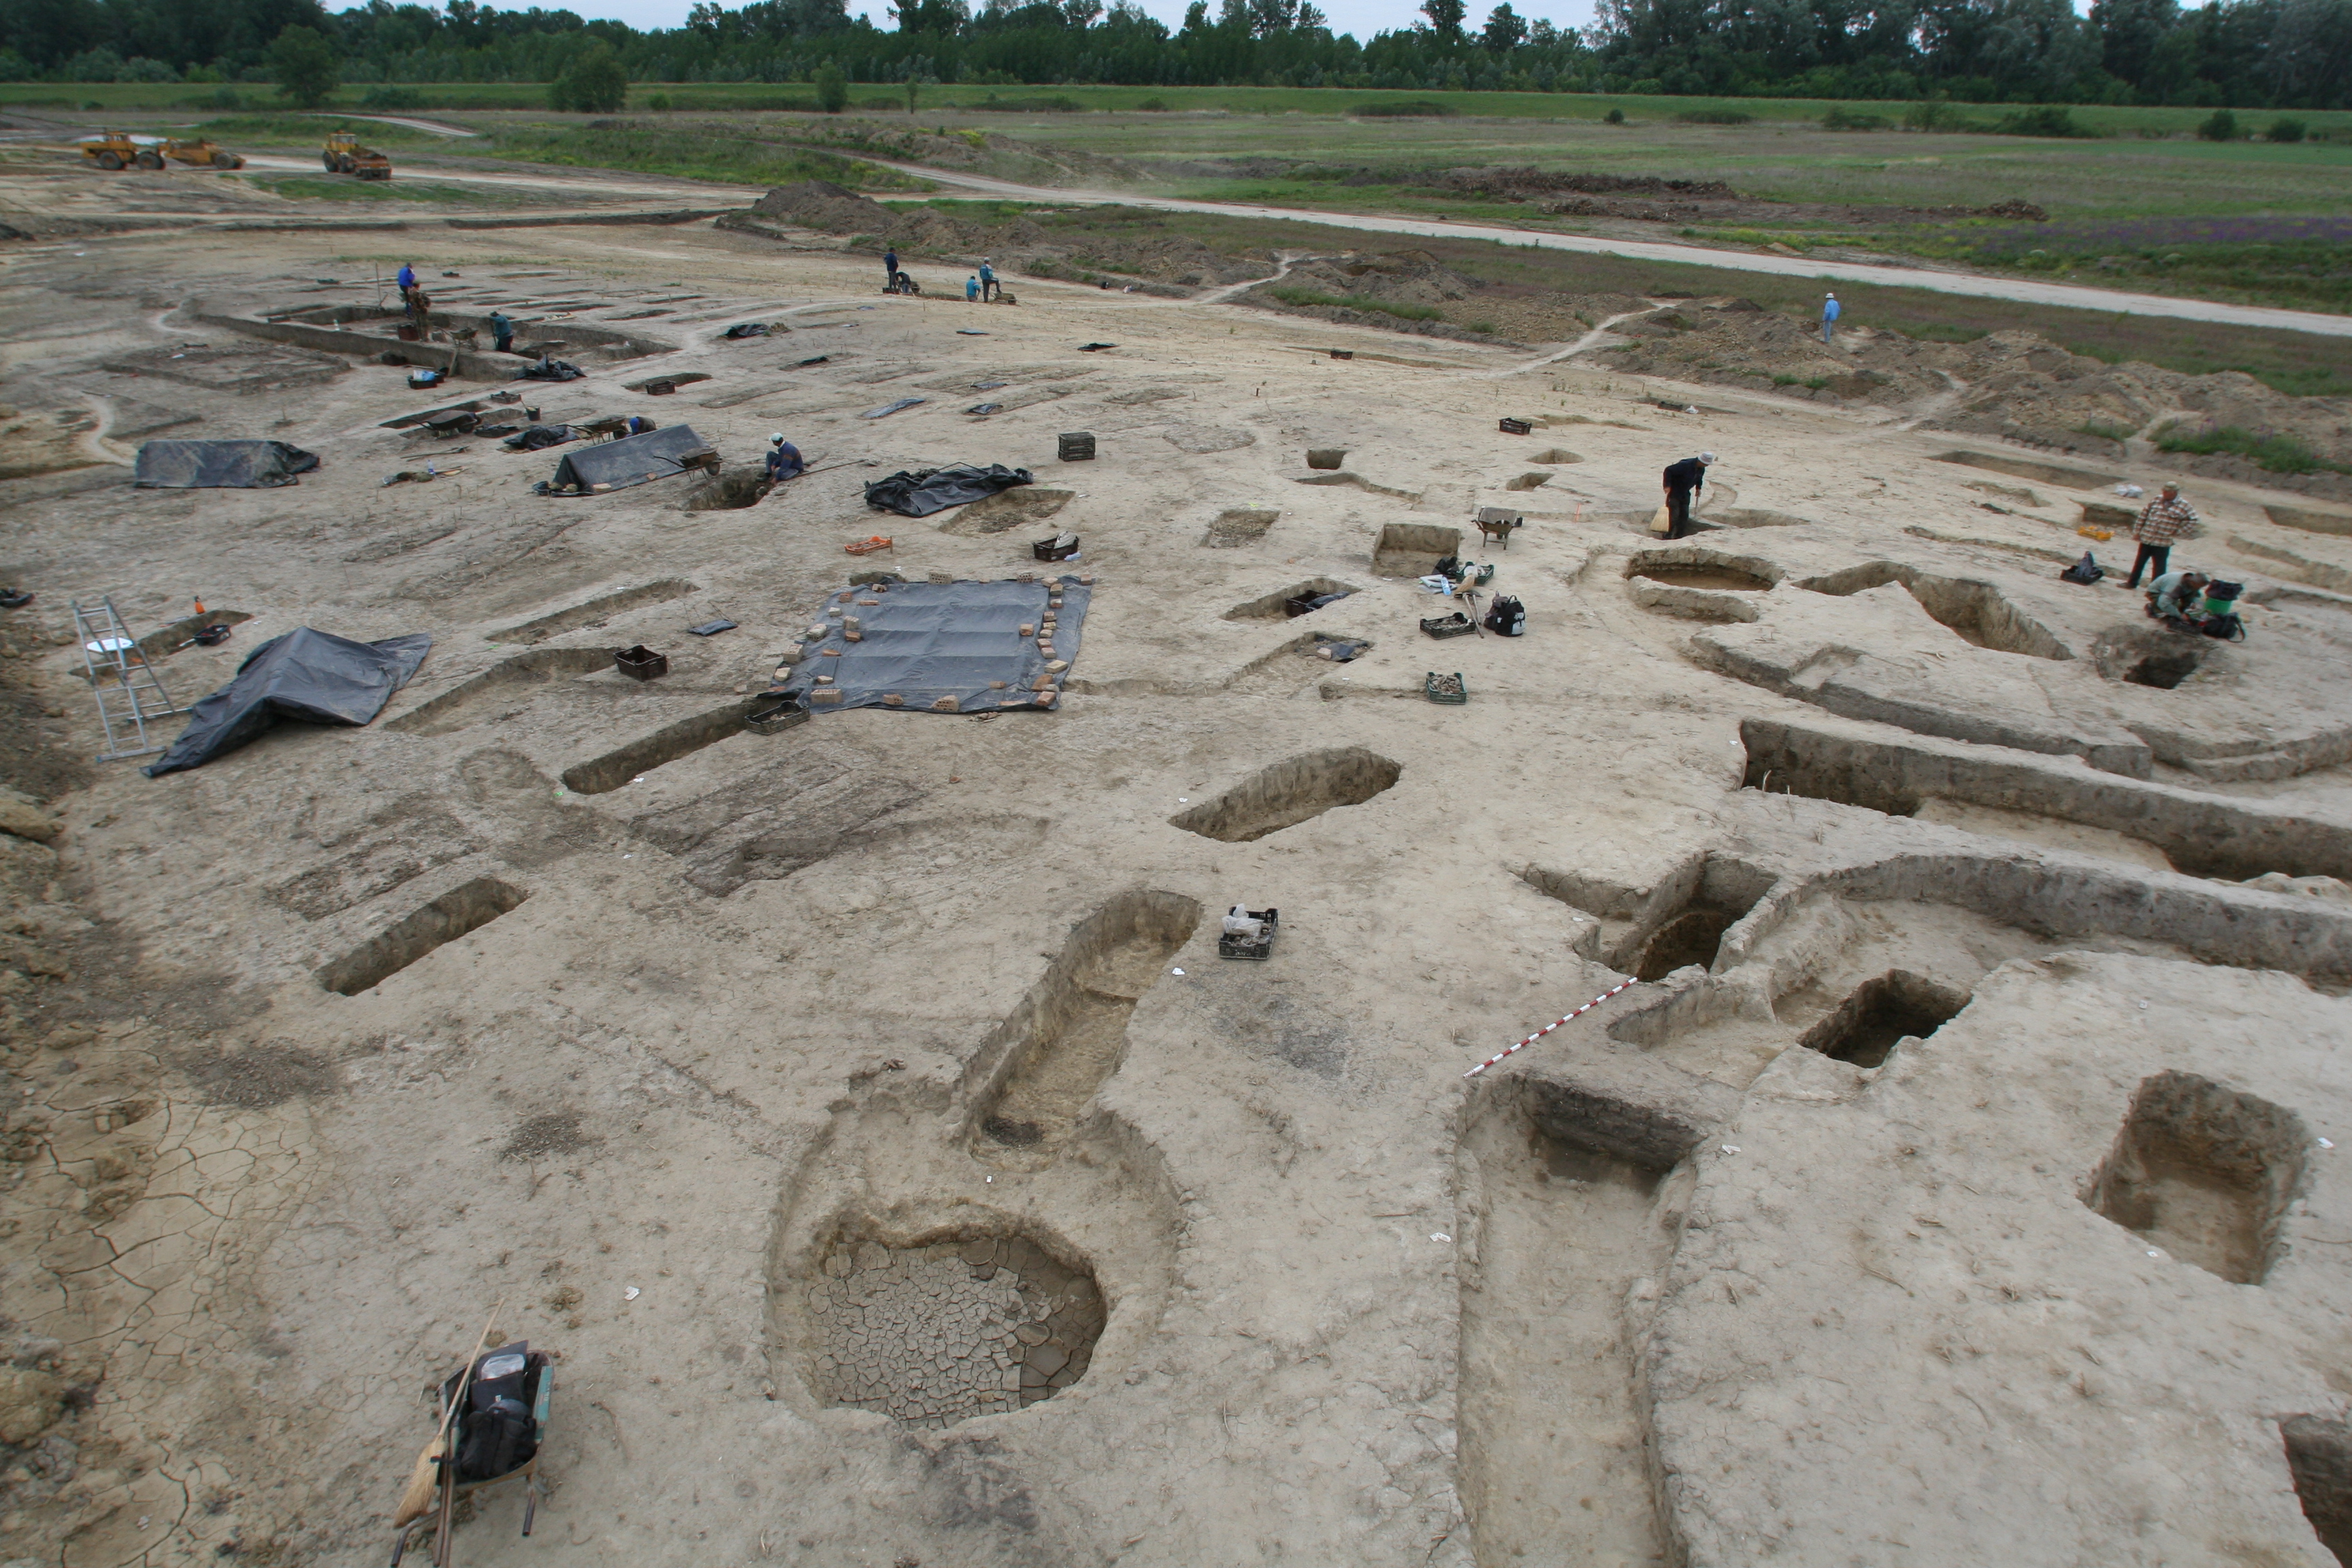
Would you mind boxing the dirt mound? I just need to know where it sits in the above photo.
[1593,310,2352,499]
[1284,250,1475,306]
[751,179,895,231]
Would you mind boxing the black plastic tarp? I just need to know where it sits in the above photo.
[781,577,1088,715]
[503,423,578,451]
[134,440,319,489]
[145,627,431,777]
[863,464,1032,519]
[515,357,584,382]
[549,425,709,493]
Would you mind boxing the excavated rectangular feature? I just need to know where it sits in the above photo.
[2281,1416,2352,1565]
[1169,747,1402,843]
[560,702,748,796]
[2087,1070,2308,1285]
[489,578,697,644]
[1798,970,1968,1068]
[317,876,527,996]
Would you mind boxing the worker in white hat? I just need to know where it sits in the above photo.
[763,432,805,483]
[1822,291,1841,346]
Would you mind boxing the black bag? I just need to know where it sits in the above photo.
[1483,594,1526,636]
[454,1343,539,1482]
[2200,612,2245,641]
[2059,552,2104,585]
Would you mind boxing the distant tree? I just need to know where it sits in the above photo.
[549,40,626,110]
[1420,0,1466,38]
[2266,114,2305,140]
[2198,105,2236,137]
[1482,1,1526,50]
[267,25,340,109]
[815,61,848,110]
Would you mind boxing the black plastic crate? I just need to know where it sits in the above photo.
[615,644,668,681]
[1058,431,1096,461]
[1218,908,1278,961]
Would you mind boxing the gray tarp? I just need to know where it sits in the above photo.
[781,578,1089,715]
[863,463,1032,518]
[134,440,319,489]
[549,425,709,493]
[144,627,432,777]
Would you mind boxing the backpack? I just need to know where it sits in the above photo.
[2059,551,2104,585]
[2200,612,2245,641]
[1483,594,1526,636]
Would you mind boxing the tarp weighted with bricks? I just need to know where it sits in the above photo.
[547,425,712,494]
[144,627,432,777]
[783,578,1089,715]
[134,439,319,489]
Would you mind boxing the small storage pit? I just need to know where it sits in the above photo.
[1372,523,1463,578]
[1797,970,1968,1068]
[804,1231,1107,1428]
[2085,1069,2308,1286]
[1201,508,1279,549]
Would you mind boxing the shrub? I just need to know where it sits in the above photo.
[1603,107,1624,123]
[814,63,848,113]
[1136,96,1169,110]
[1266,286,1442,322]
[1995,105,2088,138]
[1350,99,1454,116]
[2157,424,2343,474]
[2198,109,2237,142]
[549,41,627,112]
[267,27,339,108]
[647,91,672,111]
[2266,117,2305,143]
[1823,105,1888,130]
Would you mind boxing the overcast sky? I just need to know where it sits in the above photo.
[583,0,1603,41]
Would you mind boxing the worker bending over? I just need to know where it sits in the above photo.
[1661,452,1714,539]
[2146,569,2211,626]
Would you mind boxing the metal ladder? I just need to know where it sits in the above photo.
[70,598,186,763]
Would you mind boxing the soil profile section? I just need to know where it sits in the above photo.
[1796,562,2072,659]
[2281,1417,2352,1563]
[560,702,749,795]
[316,875,527,996]
[1169,747,1402,843]
[1740,717,2352,883]
[964,889,1203,1163]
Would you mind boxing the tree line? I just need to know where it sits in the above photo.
[3,0,2347,109]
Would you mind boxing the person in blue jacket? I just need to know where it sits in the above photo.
[1821,292,1841,346]
[765,433,805,481]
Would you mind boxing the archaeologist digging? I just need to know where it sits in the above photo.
[1661,451,1713,539]
[489,310,514,354]
[2146,568,2211,626]
[2126,483,2203,589]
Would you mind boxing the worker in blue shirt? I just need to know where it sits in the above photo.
[397,261,416,293]
[765,433,805,482]
[488,310,514,353]
[979,257,998,301]
[965,275,980,301]
[884,248,900,291]
[1821,292,1841,346]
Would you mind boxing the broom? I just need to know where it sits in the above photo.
[391,1300,506,1532]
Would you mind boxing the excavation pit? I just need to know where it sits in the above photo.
[490,579,697,645]
[2085,1070,2308,1286]
[1201,508,1278,549]
[559,702,749,796]
[1169,747,1401,843]
[937,487,1073,537]
[1222,578,1358,621]
[680,467,770,512]
[1503,472,1553,491]
[1528,448,1581,465]
[804,1230,1107,1427]
[1798,970,1968,1068]
[970,889,1202,1162]
[1799,562,2071,658]
[316,877,527,996]
[1372,523,1463,578]
[2125,648,2206,689]
[2281,1417,2352,1564]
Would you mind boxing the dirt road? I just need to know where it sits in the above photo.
[871,161,2352,341]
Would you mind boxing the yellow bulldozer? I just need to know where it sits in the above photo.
[322,130,393,180]
[79,131,246,170]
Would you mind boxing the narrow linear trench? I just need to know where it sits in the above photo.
[388,647,613,736]
[560,702,749,795]
[489,577,696,644]
[316,876,527,996]
[1459,1085,1675,1567]
[969,890,1201,1166]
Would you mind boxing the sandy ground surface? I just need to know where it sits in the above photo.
[1,172,2351,1568]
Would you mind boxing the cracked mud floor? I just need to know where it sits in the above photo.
[2,184,2352,1568]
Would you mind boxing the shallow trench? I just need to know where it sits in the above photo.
[559,702,749,796]
[387,647,613,736]
[1169,747,1402,843]
[489,578,696,644]
[1458,1079,1681,1566]
[316,876,527,996]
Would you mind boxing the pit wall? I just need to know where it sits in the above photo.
[189,301,674,381]
[1742,717,2352,883]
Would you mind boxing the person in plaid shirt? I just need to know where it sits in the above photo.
[2126,484,2202,588]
